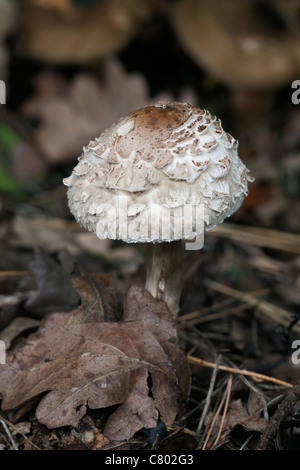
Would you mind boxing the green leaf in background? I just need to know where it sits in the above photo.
[0,166,22,192]
[0,122,22,192]
[0,123,19,151]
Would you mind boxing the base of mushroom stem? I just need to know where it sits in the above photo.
[145,240,183,319]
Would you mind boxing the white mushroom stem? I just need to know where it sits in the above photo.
[145,240,183,319]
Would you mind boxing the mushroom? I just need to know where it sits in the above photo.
[170,0,300,91]
[63,102,253,318]
[170,0,300,129]
[22,0,153,64]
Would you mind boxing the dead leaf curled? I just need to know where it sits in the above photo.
[0,286,190,442]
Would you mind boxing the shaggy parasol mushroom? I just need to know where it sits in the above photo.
[63,102,253,317]
[22,0,152,64]
[170,0,300,90]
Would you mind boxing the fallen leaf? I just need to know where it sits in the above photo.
[91,432,110,450]
[10,213,111,255]
[22,57,197,166]
[240,391,268,433]
[0,316,39,349]
[9,214,144,275]
[0,285,190,441]
[11,421,31,436]
[204,395,268,446]
[25,247,80,317]
[0,292,29,331]
[22,59,150,164]
[68,270,123,324]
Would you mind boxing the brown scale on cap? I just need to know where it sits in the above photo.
[111,102,193,161]
[130,103,188,131]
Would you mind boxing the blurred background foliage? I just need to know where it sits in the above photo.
[0,0,299,264]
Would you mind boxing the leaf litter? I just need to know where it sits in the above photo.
[0,280,190,443]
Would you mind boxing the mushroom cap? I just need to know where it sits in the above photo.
[22,0,152,64]
[63,102,253,243]
[170,0,299,90]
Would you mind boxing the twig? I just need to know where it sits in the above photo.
[239,433,254,450]
[0,271,30,277]
[0,416,40,450]
[202,376,232,450]
[187,355,293,388]
[223,356,269,422]
[179,287,269,325]
[210,223,300,254]
[197,355,221,434]
[151,433,160,450]
[0,419,18,450]
[179,303,252,328]
[204,279,300,334]
[212,374,233,448]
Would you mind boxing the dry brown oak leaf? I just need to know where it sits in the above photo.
[0,286,190,441]
[22,58,150,164]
